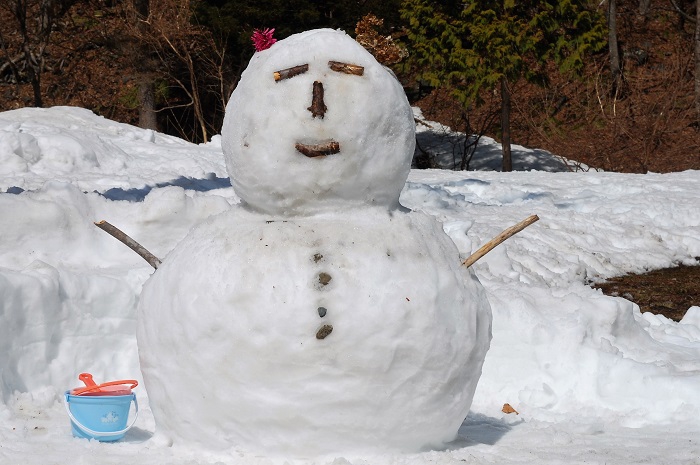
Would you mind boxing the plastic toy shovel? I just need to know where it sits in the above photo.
[70,373,139,397]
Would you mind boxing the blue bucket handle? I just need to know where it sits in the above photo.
[64,393,139,438]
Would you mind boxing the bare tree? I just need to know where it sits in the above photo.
[131,0,158,130]
[0,25,21,87]
[500,78,513,172]
[410,86,500,171]
[138,79,158,130]
[0,0,77,107]
[695,0,700,126]
[638,0,652,17]
[608,0,623,97]
[124,0,231,142]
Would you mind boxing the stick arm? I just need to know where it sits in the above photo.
[94,220,162,270]
[462,215,540,268]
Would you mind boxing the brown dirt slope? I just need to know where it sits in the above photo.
[593,264,700,321]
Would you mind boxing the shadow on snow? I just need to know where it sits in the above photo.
[99,175,232,202]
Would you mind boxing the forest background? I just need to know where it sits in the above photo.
[1,0,699,174]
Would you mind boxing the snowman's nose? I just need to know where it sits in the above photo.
[307,81,327,118]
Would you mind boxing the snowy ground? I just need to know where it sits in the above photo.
[1,106,699,464]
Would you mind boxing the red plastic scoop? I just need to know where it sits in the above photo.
[71,373,139,396]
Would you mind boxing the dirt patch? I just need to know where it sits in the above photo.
[592,264,700,322]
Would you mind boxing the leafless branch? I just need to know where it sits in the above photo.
[463,215,540,268]
[94,220,162,269]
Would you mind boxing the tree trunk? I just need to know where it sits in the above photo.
[16,0,42,107]
[695,0,700,127]
[23,43,43,107]
[500,77,512,172]
[30,71,42,107]
[608,0,623,96]
[132,0,158,131]
[138,81,158,130]
[186,52,208,142]
[133,0,149,22]
[638,0,651,17]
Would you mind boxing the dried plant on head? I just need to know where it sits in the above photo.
[355,14,408,66]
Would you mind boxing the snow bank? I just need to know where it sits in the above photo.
[0,106,228,193]
[0,106,699,464]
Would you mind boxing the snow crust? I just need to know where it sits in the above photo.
[1,101,700,464]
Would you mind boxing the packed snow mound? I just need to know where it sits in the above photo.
[221,29,415,215]
[0,181,232,404]
[138,207,491,455]
[411,107,583,171]
[0,106,227,193]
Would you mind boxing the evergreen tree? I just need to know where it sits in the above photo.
[401,0,607,171]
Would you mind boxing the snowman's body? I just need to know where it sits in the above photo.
[137,29,491,456]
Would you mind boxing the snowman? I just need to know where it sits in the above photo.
[136,29,492,456]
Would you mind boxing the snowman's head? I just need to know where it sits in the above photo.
[221,29,415,216]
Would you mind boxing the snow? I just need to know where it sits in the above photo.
[139,29,491,456]
[1,103,700,463]
[412,107,582,172]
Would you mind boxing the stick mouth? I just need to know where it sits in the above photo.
[295,141,340,158]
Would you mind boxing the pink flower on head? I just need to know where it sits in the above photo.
[251,28,277,52]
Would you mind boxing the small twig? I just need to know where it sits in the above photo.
[669,0,697,23]
[414,117,433,128]
[328,61,364,76]
[94,220,162,269]
[273,64,309,81]
[307,81,327,118]
[462,215,540,268]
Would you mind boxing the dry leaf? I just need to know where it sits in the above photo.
[502,403,519,415]
[354,14,408,65]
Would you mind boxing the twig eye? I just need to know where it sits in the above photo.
[328,61,364,76]
[273,64,309,81]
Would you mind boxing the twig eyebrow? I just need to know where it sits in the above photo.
[273,64,309,81]
[328,61,364,76]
